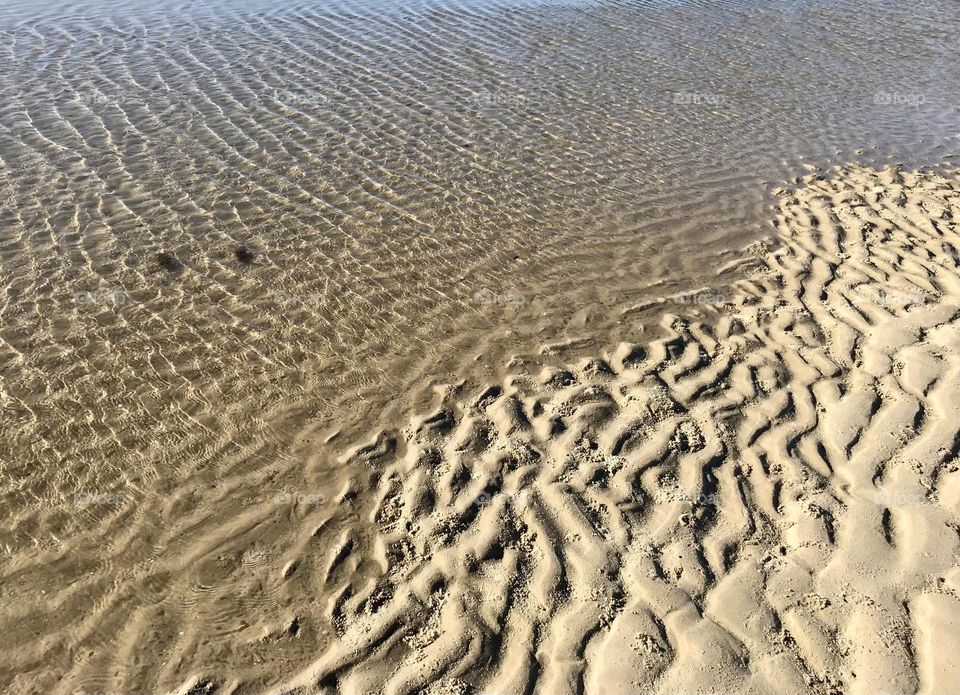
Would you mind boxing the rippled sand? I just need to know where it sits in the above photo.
[1,0,959,691]
[267,162,960,695]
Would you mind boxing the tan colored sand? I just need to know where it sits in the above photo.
[7,163,960,694]
[246,163,960,695]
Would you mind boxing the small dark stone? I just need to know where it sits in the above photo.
[157,251,183,273]
[235,245,259,264]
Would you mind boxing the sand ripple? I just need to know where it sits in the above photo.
[248,164,960,695]
[1,0,960,689]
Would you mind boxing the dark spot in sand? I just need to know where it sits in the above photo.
[287,616,301,637]
[157,251,183,273]
[621,345,647,367]
[235,245,259,264]
[183,679,217,695]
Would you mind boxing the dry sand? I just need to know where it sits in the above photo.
[234,163,960,695]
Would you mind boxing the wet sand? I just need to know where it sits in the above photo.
[263,162,960,695]
[1,0,960,691]
[11,161,960,694]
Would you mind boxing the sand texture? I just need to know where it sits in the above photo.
[245,164,960,695]
[3,0,960,691]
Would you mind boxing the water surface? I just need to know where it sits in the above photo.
[0,0,958,689]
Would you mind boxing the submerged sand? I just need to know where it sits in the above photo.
[6,162,960,693]
[250,163,960,695]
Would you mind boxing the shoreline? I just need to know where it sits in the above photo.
[6,161,960,693]
[258,162,960,695]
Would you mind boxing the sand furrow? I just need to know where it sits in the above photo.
[245,164,960,695]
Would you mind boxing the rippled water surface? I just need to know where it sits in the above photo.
[0,0,958,689]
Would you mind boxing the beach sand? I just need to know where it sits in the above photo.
[2,0,960,690]
[222,163,960,695]
[4,155,960,694]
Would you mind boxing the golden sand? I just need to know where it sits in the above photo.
[252,164,960,695]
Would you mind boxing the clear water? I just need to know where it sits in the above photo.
[0,0,958,689]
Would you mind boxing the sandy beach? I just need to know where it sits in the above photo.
[2,0,960,691]
[12,162,957,694]
[250,163,960,695]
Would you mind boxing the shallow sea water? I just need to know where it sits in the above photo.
[0,0,958,689]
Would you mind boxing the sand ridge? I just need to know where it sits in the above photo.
[239,164,960,695]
